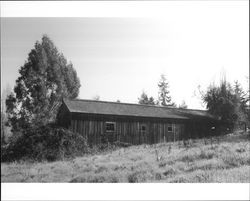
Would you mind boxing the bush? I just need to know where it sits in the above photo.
[1,124,89,162]
[127,171,153,183]
[163,166,178,177]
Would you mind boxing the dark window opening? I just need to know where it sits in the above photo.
[139,124,147,131]
[141,125,146,131]
[106,122,116,132]
[139,124,147,135]
[168,125,173,132]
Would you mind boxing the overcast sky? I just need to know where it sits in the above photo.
[1,1,249,109]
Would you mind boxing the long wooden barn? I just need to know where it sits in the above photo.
[57,99,220,145]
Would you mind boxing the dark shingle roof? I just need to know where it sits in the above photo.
[63,99,216,120]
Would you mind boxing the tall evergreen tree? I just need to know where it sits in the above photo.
[6,35,81,132]
[158,74,174,106]
[138,91,149,105]
[232,81,248,128]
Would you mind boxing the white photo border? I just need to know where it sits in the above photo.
[1,1,249,201]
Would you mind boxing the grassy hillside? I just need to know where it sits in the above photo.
[1,132,250,183]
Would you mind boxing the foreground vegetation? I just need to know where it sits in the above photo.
[1,125,90,162]
[1,132,250,183]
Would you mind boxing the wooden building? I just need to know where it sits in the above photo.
[57,99,220,145]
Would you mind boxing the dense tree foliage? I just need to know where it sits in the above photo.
[138,91,156,105]
[6,35,81,132]
[1,84,12,144]
[202,79,248,129]
[1,124,89,162]
[232,81,249,127]
[1,112,7,145]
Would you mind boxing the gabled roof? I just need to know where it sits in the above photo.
[63,99,217,121]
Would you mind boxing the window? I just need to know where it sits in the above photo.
[105,122,116,132]
[167,125,173,132]
[141,125,146,131]
[139,124,147,133]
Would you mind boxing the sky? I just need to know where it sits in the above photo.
[1,1,249,110]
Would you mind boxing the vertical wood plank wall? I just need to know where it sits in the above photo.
[58,103,217,145]
[69,117,189,145]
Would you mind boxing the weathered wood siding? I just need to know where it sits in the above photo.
[67,113,190,145]
[57,103,218,145]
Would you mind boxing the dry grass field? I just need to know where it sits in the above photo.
[1,132,250,183]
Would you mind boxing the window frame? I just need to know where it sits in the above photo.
[105,122,116,132]
[139,124,147,133]
[167,124,173,132]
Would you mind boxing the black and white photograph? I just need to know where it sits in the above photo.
[1,1,249,199]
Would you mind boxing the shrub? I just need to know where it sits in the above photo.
[1,124,89,162]
[128,171,153,183]
[159,161,167,168]
[179,153,197,162]
[95,166,109,173]
[163,166,177,177]
[199,149,215,159]
[155,172,163,180]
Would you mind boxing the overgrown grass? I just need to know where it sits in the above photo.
[1,132,250,182]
